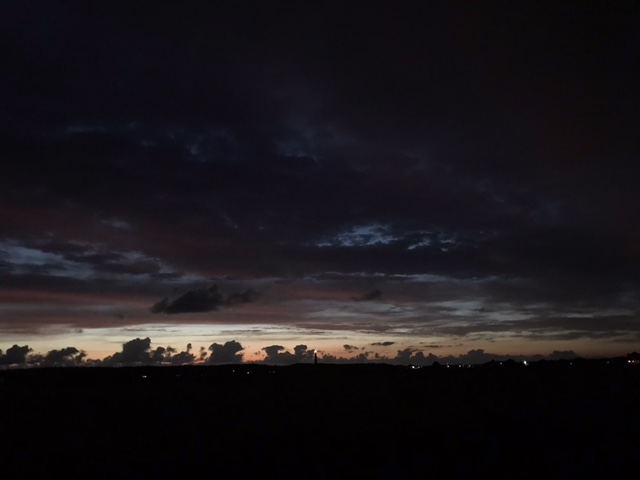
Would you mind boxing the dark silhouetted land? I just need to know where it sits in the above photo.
[1,359,639,478]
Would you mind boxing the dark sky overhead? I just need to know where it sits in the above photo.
[1,1,639,365]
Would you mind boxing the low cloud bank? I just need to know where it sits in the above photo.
[0,340,608,368]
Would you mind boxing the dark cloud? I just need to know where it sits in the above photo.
[351,352,371,362]
[157,285,225,314]
[207,340,244,365]
[392,348,435,366]
[545,351,580,361]
[198,346,207,362]
[0,345,32,366]
[262,345,285,358]
[99,338,196,366]
[166,343,196,365]
[151,346,168,363]
[150,285,259,314]
[150,297,171,314]
[148,344,196,365]
[343,344,357,352]
[371,341,395,347]
[41,347,86,366]
[261,344,315,365]
[103,337,153,366]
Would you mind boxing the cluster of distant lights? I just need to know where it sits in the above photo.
[135,359,638,378]
[406,360,640,368]
[408,360,530,370]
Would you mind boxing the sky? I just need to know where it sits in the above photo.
[1,1,639,366]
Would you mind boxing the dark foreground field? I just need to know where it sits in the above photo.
[1,360,639,478]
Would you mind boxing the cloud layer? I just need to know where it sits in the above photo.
[0,2,638,359]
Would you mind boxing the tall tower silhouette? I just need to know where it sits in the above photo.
[314,350,318,364]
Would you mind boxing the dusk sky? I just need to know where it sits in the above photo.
[1,2,639,366]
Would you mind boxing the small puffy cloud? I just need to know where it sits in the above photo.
[42,347,86,366]
[0,345,32,366]
[207,340,244,364]
[155,344,196,365]
[103,337,152,365]
[393,348,422,364]
[150,285,259,314]
[371,341,395,346]
[351,352,371,362]
[151,346,167,363]
[262,345,285,357]
[166,348,196,365]
[454,349,496,365]
[294,345,311,358]
[261,344,315,365]
[101,338,197,365]
[546,350,579,360]
[317,350,384,364]
[343,344,358,352]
